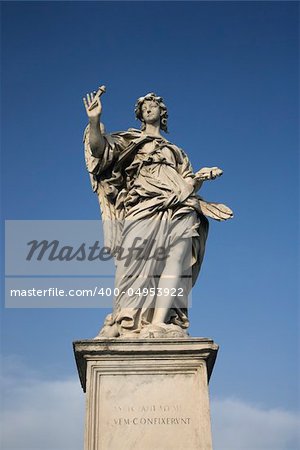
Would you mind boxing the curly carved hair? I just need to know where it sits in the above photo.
[134,93,168,133]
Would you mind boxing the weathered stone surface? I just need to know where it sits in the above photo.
[74,338,218,450]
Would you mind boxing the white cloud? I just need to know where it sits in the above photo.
[0,359,84,450]
[211,397,300,450]
[1,359,299,450]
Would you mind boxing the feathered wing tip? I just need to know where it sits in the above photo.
[199,200,234,221]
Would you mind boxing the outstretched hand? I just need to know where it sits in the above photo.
[193,167,223,192]
[194,167,223,181]
[83,85,106,119]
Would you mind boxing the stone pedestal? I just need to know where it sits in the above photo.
[73,338,218,450]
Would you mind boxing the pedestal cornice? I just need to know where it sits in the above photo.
[73,337,218,392]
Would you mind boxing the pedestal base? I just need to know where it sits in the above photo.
[73,338,218,450]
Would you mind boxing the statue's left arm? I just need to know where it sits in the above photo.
[176,148,221,191]
[176,149,215,192]
[177,147,233,221]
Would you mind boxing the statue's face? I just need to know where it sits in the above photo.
[141,100,161,125]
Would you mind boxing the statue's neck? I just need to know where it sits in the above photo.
[143,123,162,138]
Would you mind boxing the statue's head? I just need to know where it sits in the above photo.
[135,93,168,133]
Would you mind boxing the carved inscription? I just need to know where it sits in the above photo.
[112,404,191,426]
[113,417,191,426]
[114,404,181,413]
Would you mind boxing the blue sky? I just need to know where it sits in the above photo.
[1,2,299,449]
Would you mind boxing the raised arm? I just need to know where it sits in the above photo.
[83,85,106,158]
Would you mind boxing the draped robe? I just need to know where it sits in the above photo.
[84,127,210,336]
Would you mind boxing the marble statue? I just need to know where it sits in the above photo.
[83,86,233,338]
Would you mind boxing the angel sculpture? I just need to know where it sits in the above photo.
[83,86,233,339]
